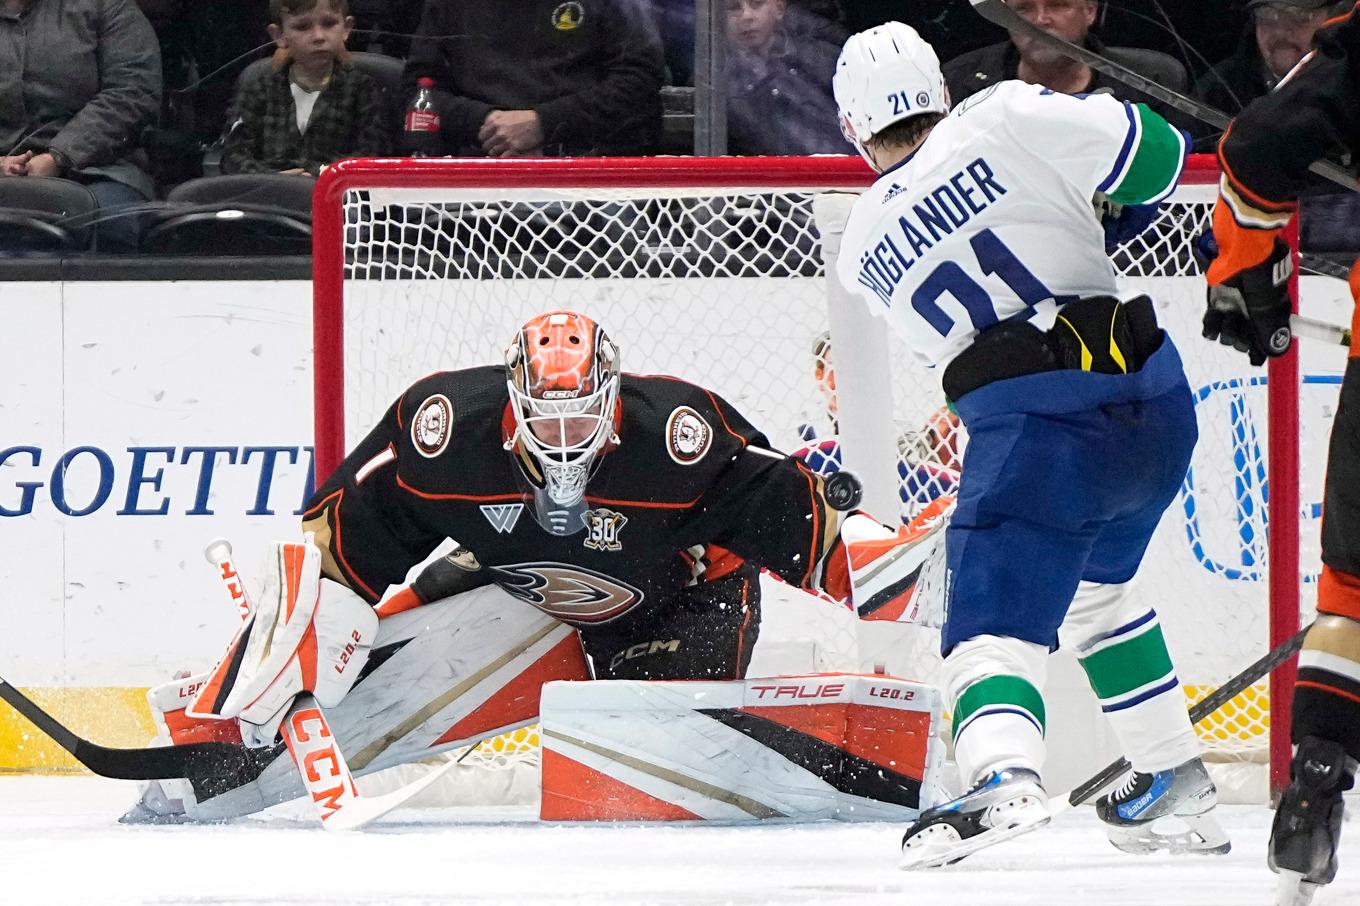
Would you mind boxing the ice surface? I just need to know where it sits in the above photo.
[1,776,1353,906]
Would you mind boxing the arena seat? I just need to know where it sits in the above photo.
[0,177,98,255]
[139,173,313,256]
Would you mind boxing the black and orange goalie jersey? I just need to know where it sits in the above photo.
[1210,7,1359,285]
[302,366,843,625]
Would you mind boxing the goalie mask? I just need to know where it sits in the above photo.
[504,311,621,530]
[833,21,949,170]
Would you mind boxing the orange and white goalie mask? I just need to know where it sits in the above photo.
[505,311,621,529]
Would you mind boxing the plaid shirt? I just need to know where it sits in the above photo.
[222,61,390,176]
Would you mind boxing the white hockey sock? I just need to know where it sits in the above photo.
[1062,581,1201,774]
[943,635,1049,786]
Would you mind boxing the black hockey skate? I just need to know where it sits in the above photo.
[899,766,1049,869]
[1094,756,1229,855]
[1270,736,1355,906]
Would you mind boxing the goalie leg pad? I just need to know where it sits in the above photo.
[539,674,945,821]
[121,671,244,824]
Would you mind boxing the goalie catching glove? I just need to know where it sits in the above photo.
[188,536,378,747]
[819,496,953,625]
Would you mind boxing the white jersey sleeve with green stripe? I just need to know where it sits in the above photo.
[990,82,1186,207]
[836,80,1187,371]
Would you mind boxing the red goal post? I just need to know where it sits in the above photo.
[312,154,1311,800]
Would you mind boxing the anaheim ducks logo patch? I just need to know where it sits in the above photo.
[490,562,643,624]
[412,394,452,458]
[666,406,712,465]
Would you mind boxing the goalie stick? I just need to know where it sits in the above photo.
[0,677,457,828]
[967,0,1360,194]
[0,678,250,781]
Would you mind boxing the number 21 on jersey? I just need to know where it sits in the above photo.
[911,228,1056,336]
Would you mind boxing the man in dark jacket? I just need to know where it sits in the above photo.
[1,0,161,251]
[1193,0,1345,150]
[942,0,1188,131]
[402,0,664,157]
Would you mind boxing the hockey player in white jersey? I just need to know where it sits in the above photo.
[831,22,1225,869]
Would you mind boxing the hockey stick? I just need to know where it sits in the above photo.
[1062,620,1312,810]
[0,675,457,826]
[967,0,1360,194]
[0,678,251,781]
[1291,313,1352,349]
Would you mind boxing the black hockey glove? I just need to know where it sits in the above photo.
[1202,238,1293,367]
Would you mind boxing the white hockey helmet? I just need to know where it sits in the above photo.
[833,22,949,169]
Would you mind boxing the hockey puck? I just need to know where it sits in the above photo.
[824,471,863,512]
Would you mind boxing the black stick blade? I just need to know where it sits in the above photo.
[0,679,250,781]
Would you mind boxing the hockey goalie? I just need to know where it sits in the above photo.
[122,310,948,825]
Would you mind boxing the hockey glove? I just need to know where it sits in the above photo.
[1096,196,1162,251]
[1202,238,1293,366]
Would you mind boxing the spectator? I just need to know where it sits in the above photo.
[0,0,161,252]
[725,0,847,155]
[646,0,841,87]
[1189,0,1358,255]
[403,0,665,157]
[221,0,390,177]
[942,0,1188,127]
[1193,0,1346,149]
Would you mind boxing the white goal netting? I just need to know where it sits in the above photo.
[316,156,1345,803]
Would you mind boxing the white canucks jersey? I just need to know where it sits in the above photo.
[837,81,1185,371]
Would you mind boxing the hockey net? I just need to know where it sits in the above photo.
[314,156,1338,804]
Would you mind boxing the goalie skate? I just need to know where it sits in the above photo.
[1095,757,1229,855]
[899,767,1049,870]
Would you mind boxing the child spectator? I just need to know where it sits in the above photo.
[222,0,389,177]
[725,0,847,155]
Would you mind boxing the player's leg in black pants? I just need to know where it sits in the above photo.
[1273,335,1360,902]
[582,569,760,680]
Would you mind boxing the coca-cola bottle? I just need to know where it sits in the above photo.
[404,77,443,157]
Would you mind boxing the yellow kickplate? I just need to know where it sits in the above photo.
[0,688,154,774]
